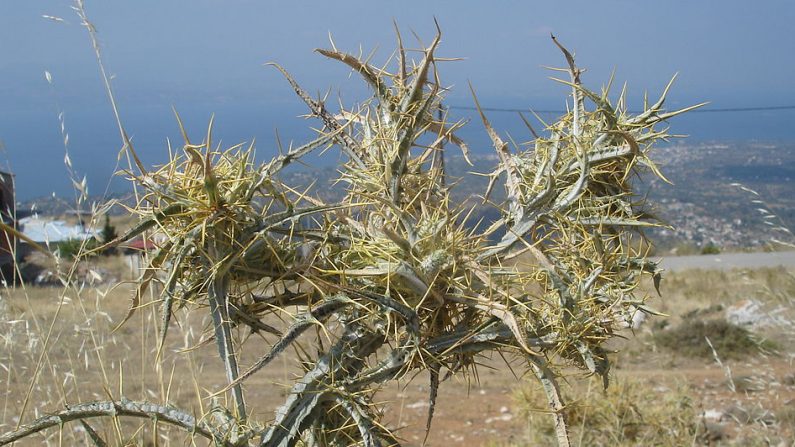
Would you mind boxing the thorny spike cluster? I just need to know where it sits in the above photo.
[2,28,701,447]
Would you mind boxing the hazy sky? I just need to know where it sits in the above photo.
[1,1,794,199]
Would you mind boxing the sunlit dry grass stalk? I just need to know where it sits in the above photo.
[0,18,701,447]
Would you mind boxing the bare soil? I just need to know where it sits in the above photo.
[0,261,793,446]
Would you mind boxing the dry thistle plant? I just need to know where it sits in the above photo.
[0,24,701,447]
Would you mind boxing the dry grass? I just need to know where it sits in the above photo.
[17,22,699,446]
[498,266,795,447]
[0,280,307,445]
[1,261,793,445]
[654,267,795,308]
[0,2,762,446]
[508,377,703,447]
[641,267,795,350]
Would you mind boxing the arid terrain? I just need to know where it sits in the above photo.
[0,252,793,446]
[2,2,793,446]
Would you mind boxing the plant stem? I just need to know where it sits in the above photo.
[207,242,247,421]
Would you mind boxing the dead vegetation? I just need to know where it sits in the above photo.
[1,2,761,447]
[504,266,795,446]
[510,377,703,446]
[654,319,774,360]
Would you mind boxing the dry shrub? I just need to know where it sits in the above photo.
[655,319,775,360]
[0,5,702,446]
[511,377,702,446]
[777,400,795,430]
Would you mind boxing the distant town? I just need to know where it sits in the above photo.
[13,140,795,254]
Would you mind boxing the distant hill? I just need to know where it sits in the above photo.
[17,191,135,218]
[18,141,795,252]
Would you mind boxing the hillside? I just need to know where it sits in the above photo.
[18,141,795,251]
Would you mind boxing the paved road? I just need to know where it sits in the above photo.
[657,250,795,272]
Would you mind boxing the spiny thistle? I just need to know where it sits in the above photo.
[91,114,336,423]
[2,26,702,447]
